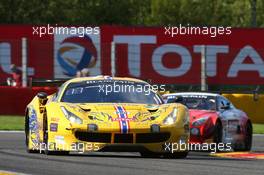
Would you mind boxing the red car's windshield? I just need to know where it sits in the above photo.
[167,95,216,111]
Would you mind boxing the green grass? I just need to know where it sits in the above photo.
[253,124,264,134]
[0,115,264,134]
[0,116,24,130]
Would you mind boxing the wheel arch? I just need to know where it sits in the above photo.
[246,119,252,128]
[212,115,222,127]
[245,118,253,135]
[215,118,222,126]
[25,108,29,130]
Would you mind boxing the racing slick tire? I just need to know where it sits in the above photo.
[140,151,161,158]
[233,121,252,152]
[163,151,188,159]
[213,121,223,152]
[25,114,39,153]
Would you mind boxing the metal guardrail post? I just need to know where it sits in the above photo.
[111,42,116,77]
[22,38,28,87]
[201,45,207,91]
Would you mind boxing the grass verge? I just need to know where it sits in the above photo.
[0,116,264,134]
[252,124,264,134]
[0,116,24,130]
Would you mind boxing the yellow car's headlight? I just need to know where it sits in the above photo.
[163,108,178,125]
[61,106,83,124]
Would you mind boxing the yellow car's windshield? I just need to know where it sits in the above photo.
[61,80,163,104]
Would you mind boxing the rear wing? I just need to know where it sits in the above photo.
[29,78,69,87]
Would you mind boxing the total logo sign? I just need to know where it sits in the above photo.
[101,26,264,84]
[54,29,101,78]
[113,36,264,78]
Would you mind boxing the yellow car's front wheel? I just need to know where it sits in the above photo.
[140,150,188,159]
[140,151,162,158]
[163,151,188,159]
[25,114,39,153]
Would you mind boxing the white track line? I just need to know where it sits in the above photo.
[253,134,264,136]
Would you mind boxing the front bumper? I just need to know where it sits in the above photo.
[47,125,189,153]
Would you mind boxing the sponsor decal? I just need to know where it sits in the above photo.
[29,108,40,144]
[50,123,58,132]
[51,117,60,122]
[115,110,130,115]
[55,135,65,145]
[111,118,134,122]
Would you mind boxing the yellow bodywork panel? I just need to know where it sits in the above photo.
[26,76,189,153]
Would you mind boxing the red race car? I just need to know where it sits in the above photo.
[163,92,252,151]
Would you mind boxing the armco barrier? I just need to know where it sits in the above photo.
[223,94,264,124]
[0,86,57,116]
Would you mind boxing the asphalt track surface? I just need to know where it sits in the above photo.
[0,132,263,175]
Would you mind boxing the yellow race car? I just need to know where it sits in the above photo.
[25,76,190,158]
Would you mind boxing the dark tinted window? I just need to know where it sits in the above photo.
[167,95,216,110]
[61,80,163,104]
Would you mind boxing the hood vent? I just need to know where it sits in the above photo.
[147,108,159,113]
[78,105,91,112]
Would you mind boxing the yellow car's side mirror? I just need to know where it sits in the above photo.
[37,92,48,106]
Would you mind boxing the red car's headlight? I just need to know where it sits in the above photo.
[163,108,178,125]
[192,116,209,127]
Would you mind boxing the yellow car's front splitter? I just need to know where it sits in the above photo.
[46,126,189,153]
